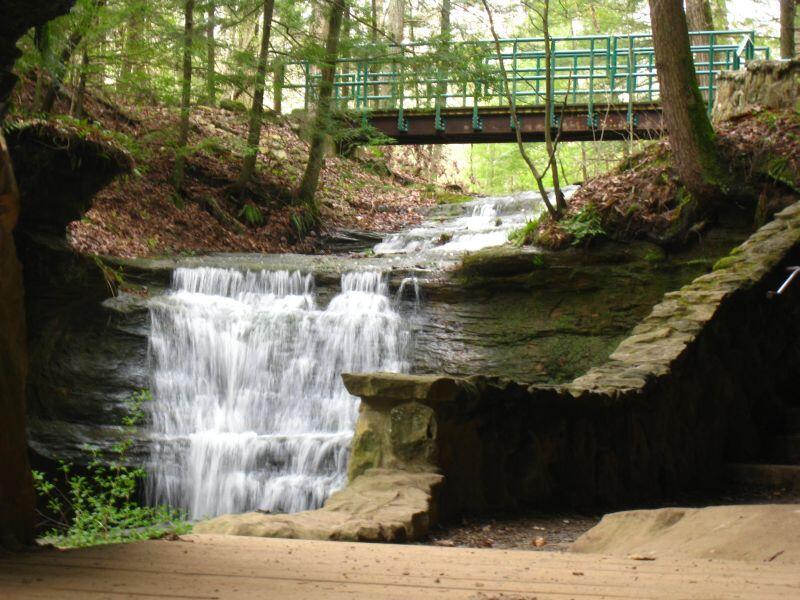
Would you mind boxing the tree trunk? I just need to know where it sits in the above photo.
[273,63,284,114]
[33,24,53,111]
[430,0,451,174]
[780,0,796,59]
[40,0,105,117]
[685,0,713,30]
[386,0,404,42]
[72,48,89,118]
[236,0,275,192]
[173,0,195,193]
[369,0,383,105]
[685,0,713,95]
[206,3,216,105]
[119,4,144,91]
[296,0,346,223]
[542,0,564,211]
[370,0,383,42]
[480,0,558,218]
[311,0,330,42]
[648,0,726,208]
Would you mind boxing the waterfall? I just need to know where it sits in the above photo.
[146,267,410,520]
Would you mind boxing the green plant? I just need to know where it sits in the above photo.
[239,202,264,226]
[434,191,472,204]
[508,217,540,247]
[559,204,605,246]
[32,390,190,548]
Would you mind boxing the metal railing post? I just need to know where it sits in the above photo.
[588,37,595,127]
[626,36,634,125]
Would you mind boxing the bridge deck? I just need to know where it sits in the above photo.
[2,534,799,599]
[367,102,663,144]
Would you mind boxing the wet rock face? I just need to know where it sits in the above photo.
[713,59,800,123]
[413,230,750,383]
[20,237,151,466]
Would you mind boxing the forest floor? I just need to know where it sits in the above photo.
[10,79,450,258]
[530,108,800,249]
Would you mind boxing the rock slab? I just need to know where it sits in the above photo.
[571,504,800,564]
[193,468,443,542]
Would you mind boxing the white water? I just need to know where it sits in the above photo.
[147,268,411,519]
[374,187,576,256]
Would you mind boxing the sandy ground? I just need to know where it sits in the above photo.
[2,532,799,600]
[425,484,800,552]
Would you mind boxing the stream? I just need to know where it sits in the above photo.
[145,192,552,519]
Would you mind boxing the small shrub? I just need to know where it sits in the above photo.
[239,202,264,226]
[32,390,190,548]
[558,204,605,246]
[508,217,540,247]
[219,99,247,113]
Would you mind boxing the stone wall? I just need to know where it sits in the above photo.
[343,202,800,516]
[713,59,800,122]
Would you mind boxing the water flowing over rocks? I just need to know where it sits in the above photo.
[147,268,413,519]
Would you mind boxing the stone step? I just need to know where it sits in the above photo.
[768,434,800,464]
[726,463,800,491]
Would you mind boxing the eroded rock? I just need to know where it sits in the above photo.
[193,468,443,542]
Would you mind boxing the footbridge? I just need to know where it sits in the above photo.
[282,30,767,144]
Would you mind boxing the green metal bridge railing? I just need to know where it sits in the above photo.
[279,30,768,132]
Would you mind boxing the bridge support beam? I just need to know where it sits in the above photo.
[367,104,664,145]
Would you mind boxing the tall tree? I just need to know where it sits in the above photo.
[173,0,195,192]
[685,0,713,93]
[541,0,565,211]
[296,0,346,224]
[119,0,145,94]
[236,0,275,192]
[780,0,796,59]
[205,2,217,105]
[40,0,107,114]
[481,0,561,219]
[386,0,404,42]
[685,0,713,31]
[648,0,726,209]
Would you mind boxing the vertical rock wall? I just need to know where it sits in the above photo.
[0,133,34,549]
[0,0,76,549]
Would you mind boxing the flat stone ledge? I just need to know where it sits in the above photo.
[193,468,443,542]
[571,504,800,564]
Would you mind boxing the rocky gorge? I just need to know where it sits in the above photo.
[1,21,799,551]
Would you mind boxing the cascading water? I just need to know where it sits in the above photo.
[146,267,410,519]
[374,187,577,256]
